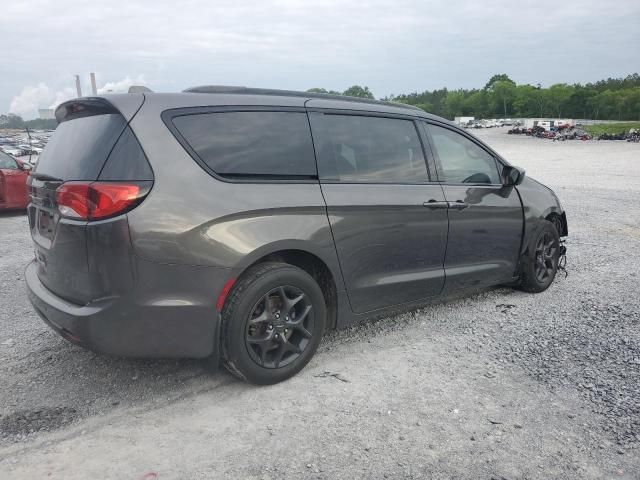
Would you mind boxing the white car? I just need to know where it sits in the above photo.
[1,146,24,157]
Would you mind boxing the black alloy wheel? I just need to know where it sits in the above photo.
[534,231,557,283]
[518,220,561,293]
[219,262,326,384]
[245,285,314,369]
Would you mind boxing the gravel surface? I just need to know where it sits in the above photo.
[0,129,639,478]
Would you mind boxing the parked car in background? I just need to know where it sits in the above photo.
[25,88,568,385]
[0,150,31,211]
[18,144,43,155]
[1,146,25,157]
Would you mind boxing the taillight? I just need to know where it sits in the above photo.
[55,181,152,220]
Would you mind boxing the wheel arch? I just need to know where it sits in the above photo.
[520,206,564,255]
[546,211,568,237]
[230,246,340,331]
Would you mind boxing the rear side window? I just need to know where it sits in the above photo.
[34,114,127,180]
[428,125,500,184]
[309,114,428,183]
[172,111,317,179]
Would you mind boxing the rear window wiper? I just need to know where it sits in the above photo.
[30,172,63,182]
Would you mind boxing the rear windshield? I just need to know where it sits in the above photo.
[171,111,317,179]
[34,114,127,180]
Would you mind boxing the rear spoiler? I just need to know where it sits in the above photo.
[55,98,118,123]
[55,94,146,124]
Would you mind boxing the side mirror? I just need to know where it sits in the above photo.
[21,162,33,171]
[503,165,525,186]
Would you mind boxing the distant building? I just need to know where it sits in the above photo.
[38,109,55,120]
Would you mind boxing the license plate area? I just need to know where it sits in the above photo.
[38,209,57,241]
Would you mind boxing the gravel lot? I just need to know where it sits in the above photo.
[1,128,639,479]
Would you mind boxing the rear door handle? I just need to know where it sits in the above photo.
[423,199,449,210]
[448,201,470,210]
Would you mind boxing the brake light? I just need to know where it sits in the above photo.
[56,181,151,220]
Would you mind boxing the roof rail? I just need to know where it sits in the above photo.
[182,85,423,112]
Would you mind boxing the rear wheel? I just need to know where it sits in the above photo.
[518,220,560,293]
[220,262,326,384]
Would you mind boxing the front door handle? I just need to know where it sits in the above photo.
[423,199,449,210]
[448,200,470,210]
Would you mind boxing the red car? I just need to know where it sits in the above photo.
[0,151,31,211]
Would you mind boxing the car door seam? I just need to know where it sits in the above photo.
[303,106,355,311]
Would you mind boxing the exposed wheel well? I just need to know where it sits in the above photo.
[246,250,338,331]
[546,212,568,237]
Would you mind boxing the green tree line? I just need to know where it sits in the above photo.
[310,74,640,121]
[4,74,639,130]
[0,114,58,130]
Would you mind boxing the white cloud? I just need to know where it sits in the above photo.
[8,75,147,118]
[2,0,639,115]
[97,75,147,94]
[8,83,73,118]
[49,87,76,110]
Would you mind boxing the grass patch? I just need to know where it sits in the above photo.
[583,122,640,136]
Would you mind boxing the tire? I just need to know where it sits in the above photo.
[518,220,561,293]
[220,262,326,385]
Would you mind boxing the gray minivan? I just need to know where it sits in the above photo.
[26,87,567,384]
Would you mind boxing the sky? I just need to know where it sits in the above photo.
[1,0,639,119]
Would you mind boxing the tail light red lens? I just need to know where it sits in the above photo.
[56,181,152,220]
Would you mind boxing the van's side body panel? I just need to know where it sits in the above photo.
[126,95,344,290]
[25,90,567,362]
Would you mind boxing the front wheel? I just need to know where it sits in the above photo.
[518,220,561,293]
[220,262,326,384]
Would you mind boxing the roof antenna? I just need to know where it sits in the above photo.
[128,86,153,93]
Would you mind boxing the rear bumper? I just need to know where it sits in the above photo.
[25,260,222,360]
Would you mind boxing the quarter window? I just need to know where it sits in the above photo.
[311,114,429,183]
[428,125,500,184]
[172,111,317,179]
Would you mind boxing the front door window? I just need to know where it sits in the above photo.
[428,125,500,184]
